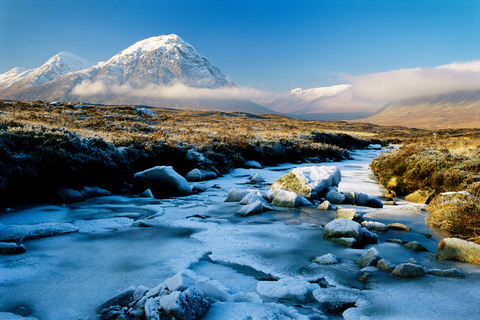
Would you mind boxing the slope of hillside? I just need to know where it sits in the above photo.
[358,90,480,129]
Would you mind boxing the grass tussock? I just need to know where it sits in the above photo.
[0,100,391,207]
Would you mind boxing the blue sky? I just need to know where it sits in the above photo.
[1,0,479,93]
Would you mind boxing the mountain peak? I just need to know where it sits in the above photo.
[115,34,191,57]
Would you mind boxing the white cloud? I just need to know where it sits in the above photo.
[72,80,273,101]
[345,60,480,103]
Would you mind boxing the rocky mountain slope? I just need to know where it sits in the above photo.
[358,89,480,129]
[0,35,273,114]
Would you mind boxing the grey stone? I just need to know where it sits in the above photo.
[367,197,383,208]
[427,268,464,278]
[314,253,339,265]
[403,241,428,252]
[357,247,382,268]
[133,166,192,198]
[388,223,411,232]
[245,160,262,169]
[326,190,345,204]
[57,187,84,203]
[355,192,370,206]
[236,200,263,217]
[391,263,426,278]
[335,208,364,223]
[361,221,389,232]
[376,259,396,272]
[323,218,362,241]
[80,186,111,198]
[225,189,249,202]
[239,193,267,205]
[317,200,332,210]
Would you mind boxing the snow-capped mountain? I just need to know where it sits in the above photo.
[0,52,95,90]
[260,84,352,114]
[0,34,272,113]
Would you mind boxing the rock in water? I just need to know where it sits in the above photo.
[270,166,341,198]
[335,208,364,223]
[185,169,217,182]
[57,187,84,203]
[357,247,382,268]
[403,241,428,252]
[133,166,192,198]
[326,190,345,204]
[435,238,480,265]
[323,218,362,241]
[388,223,411,232]
[236,200,264,217]
[317,200,332,210]
[0,242,26,254]
[405,188,436,204]
[225,189,249,202]
[314,253,339,265]
[245,160,262,169]
[272,189,311,207]
[80,186,111,199]
[391,263,426,278]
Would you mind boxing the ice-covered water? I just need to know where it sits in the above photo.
[1,146,479,320]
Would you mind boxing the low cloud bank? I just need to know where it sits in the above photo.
[72,80,272,101]
[346,60,480,103]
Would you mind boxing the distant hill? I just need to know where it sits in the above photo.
[358,90,480,129]
[257,84,378,120]
[0,35,274,114]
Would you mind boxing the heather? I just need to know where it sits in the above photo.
[0,100,383,207]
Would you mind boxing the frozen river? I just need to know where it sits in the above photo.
[1,147,479,319]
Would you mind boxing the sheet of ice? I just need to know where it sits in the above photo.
[1,147,480,320]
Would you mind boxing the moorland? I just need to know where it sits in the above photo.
[1,99,479,242]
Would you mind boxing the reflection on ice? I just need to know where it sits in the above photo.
[1,146,480,320]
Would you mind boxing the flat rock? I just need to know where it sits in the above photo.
[133,166,192,197]
[361,221,389,232]
[388,223,411,232]
[435,237,480,265]
[0,223,79,242]
[427,268,465,278]
[405,188,436,204]
[403,241,428,252]
[391,263,426,278]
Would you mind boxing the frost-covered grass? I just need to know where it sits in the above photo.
[370,137,480,243]
[0,100,388,207]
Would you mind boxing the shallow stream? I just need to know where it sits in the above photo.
[1,146,479,319]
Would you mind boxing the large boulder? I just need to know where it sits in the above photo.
[270,166,341,198]
[133,166,192,198]
[272,189,312,207]
[435,238,480,265]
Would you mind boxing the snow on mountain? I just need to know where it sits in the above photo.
[286,84,352,101]
[0,52,95,90]
[90,34,233,88]
[0,34,272,114]
[0,67,35,89]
